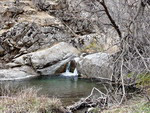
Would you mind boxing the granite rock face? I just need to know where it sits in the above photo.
[13,42,80,75]
[76,52,113,80]
[0,22,71,61]
[70,33,118,53]
[0,0,71,61]
[0,66,38,80]
[0,42,79,80]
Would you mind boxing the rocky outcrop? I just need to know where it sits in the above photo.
[76,52,112,80]
[0,0,118,62]
[0,22,71,61]
[13,42,80,75]
[0,42,79,80]
[0,0,117,81]
[70,33,119,53]
[0,66,38,80]
[0,0,72,61]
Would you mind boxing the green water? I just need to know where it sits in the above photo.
[0,76,106,105]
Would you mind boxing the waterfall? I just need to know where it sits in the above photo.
[61,62,78,77]
[73,68,78,75]
[66,62,71,73]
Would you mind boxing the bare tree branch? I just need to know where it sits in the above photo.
[96,0,122,39]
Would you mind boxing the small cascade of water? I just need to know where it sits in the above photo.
[61,62,78,77]
[66,62,71,73]
[73,68,78,75]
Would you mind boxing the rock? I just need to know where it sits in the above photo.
[70,33,119,54]
[76,52,112,80]
[0,45,4,56]
[0,66,38,81]
[2,6,24,18]
[0,1,24,29]
[13,42,80,75]
[6,62,21,68]
[0,62,5,69]
[37,55,75,75]
[0,22,71,60]
[49,0,100,35]
[18,10,62,27]
[32,0,58,11]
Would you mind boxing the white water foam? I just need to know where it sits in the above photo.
[61,62,78,77]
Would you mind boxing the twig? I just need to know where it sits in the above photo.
[119,57,126,104]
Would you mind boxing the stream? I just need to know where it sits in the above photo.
[0,76,106,106]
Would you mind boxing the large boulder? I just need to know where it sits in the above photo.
[13,42,80,75]
[76,52,112,80]
[0,66,38,81]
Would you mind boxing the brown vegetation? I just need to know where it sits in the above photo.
[0,87,66,113]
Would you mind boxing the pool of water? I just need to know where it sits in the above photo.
[0,76,106,105]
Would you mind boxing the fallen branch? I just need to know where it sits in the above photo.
[67,87,108,112]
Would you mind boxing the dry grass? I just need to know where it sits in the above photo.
[102,96,150,113]
[0,87,65,113]
[87,95,150,113]
[102,102,150,113]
